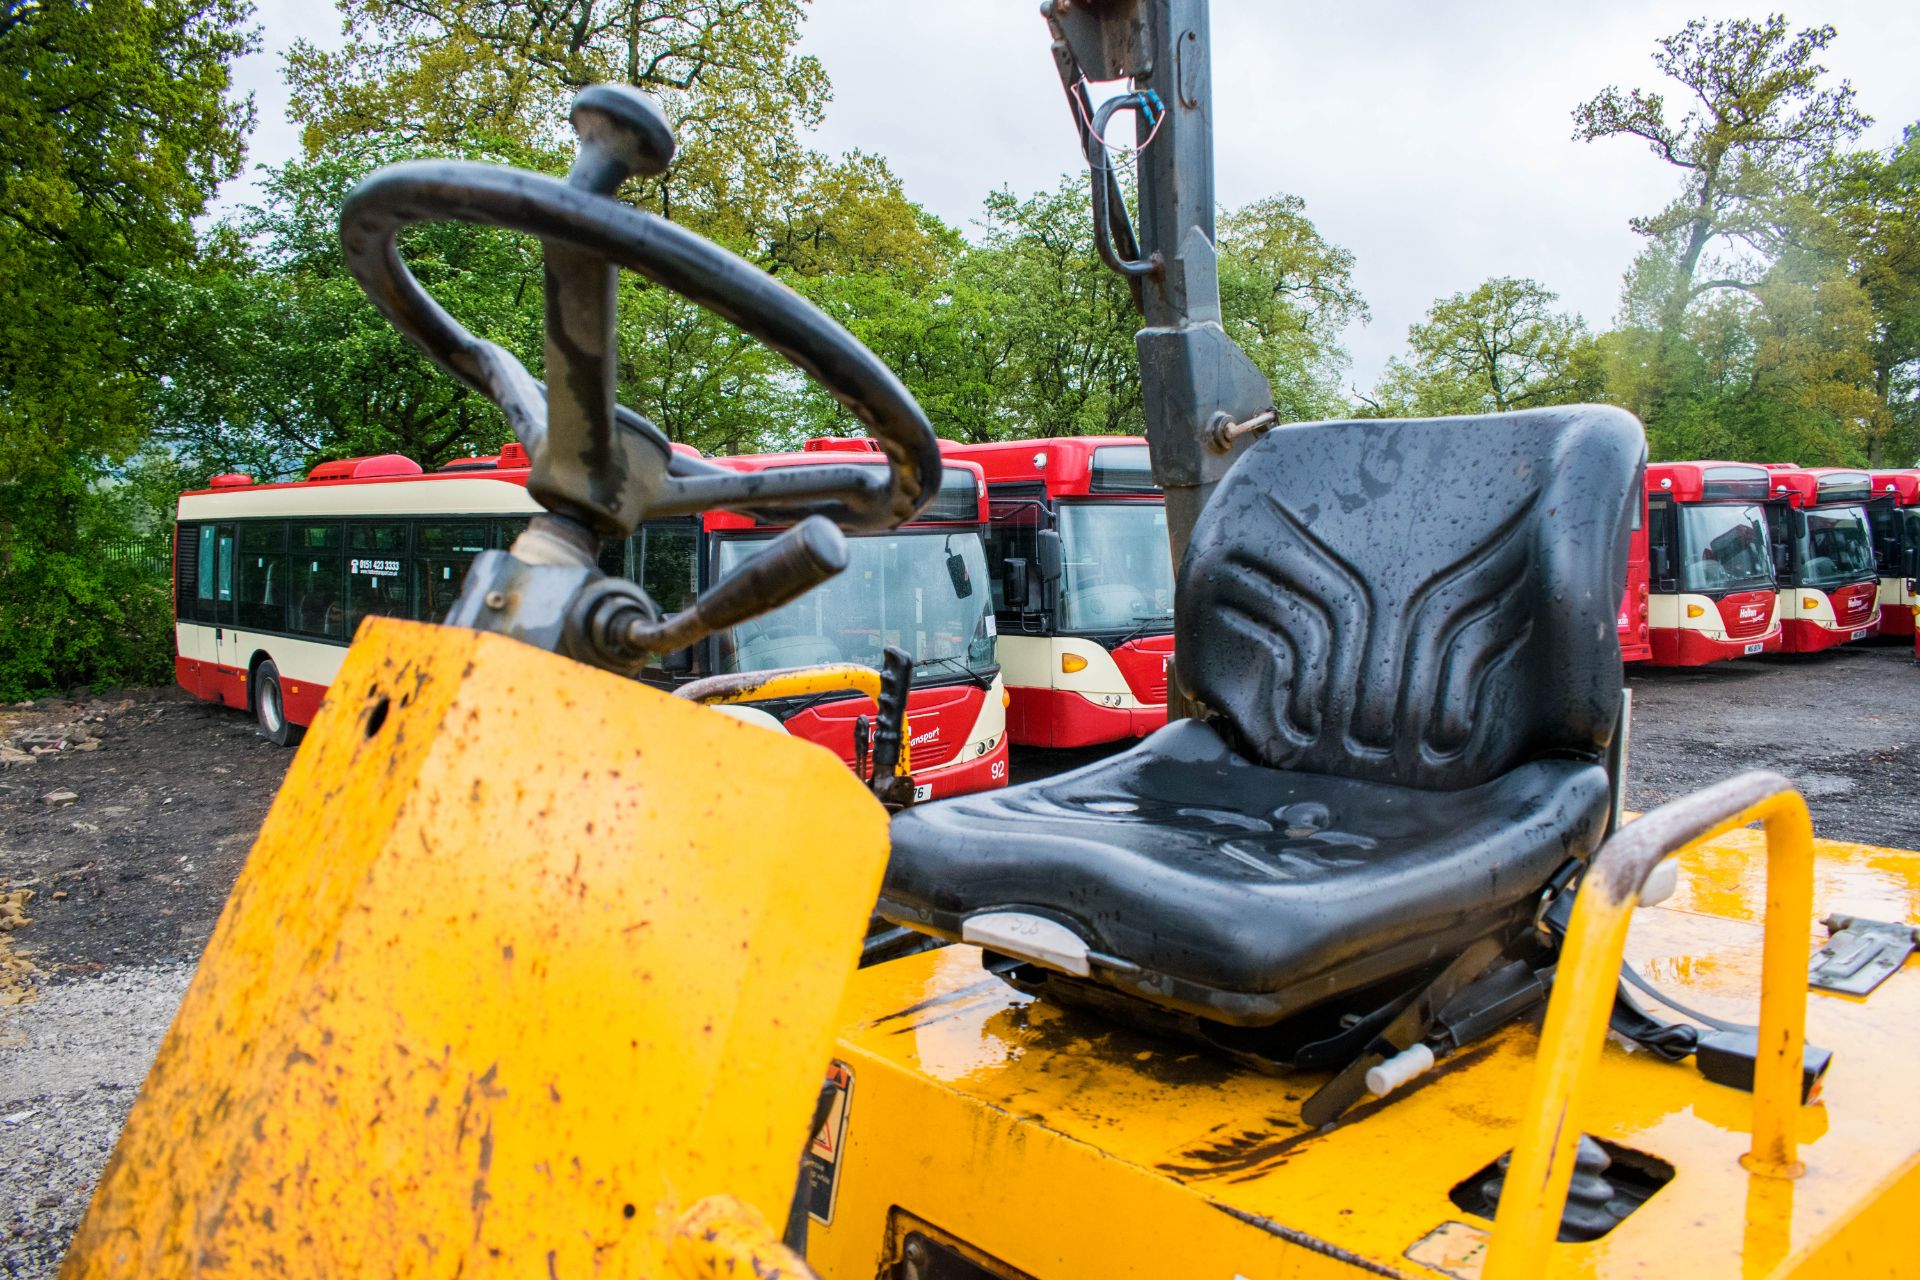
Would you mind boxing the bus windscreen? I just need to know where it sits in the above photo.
[1057,502,1173,632]
[1797,509,1875,586]
[714,531,995,677]
[1677,504,1773,593]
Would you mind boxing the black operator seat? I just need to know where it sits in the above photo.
[880,407,1644,1028]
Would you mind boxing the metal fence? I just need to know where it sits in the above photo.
[104,534,172,577]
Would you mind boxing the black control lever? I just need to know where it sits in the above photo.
[868,645,915,809]
[580,516,849,669]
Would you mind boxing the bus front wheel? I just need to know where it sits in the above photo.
[253,660,301,748]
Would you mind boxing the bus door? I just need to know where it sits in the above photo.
[192,522,239,700]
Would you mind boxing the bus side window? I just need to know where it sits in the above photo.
[291,524,346,639]
[1765,506,1794,578]
[1868,507,1899,574]
[984,502,1042,616]
[493,517,530,550]
[639,523,698,614]
[235,521,288,633]
[347,521,410,634]
[196,525,236,626]
[1647,502,1675,591]
[414,521,489,623]
[194,523,219,624]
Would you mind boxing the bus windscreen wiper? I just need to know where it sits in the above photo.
[913,654,990,689]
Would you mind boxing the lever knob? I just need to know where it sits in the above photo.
[568,84,676,194]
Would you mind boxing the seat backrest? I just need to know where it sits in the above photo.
[1177,406,1643,791]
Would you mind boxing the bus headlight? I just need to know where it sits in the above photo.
[1801,596,1820,611]
[1062,653,1088,673]
[1685,604,1705,618]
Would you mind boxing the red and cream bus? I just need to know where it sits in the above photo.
[947,437,1174,749]
[1617,472,1652,662]
[1762,465,1881,654]
[1641,462,1782,665]
[172,441,1008,800]
[1867,469,1919,639]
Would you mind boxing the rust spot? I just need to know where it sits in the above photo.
[476,1062,507,1098]
[502,944,514,961]
[284,1046,316,1070]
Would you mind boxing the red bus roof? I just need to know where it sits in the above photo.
[178,439,985,532]
[943,436,1158,498]
[1762,465,1873,508]
[1871,469,1919,504]
[1644,461,1772,503]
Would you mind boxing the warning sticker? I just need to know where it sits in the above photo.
[805,1061,854,1225]
[1404,1221,1488,1279]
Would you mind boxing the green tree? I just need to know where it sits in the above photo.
[1218,195,1369,420]
[1818,124,1920,464]
[799,177,1365,443]
[286,0,829,252]
[150,148,545,480]
[0,0,257,696]
[1573,15,1869,337]
[1369,278,1598,417]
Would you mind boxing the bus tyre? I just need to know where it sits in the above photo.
[252,661,301,748]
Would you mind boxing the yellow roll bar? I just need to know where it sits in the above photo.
[1484,770,1814,1278]
[676,663,884,706]
[674,663,910,777]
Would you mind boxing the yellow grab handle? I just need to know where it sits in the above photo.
[1483,770,1814,1279]
[675,663,911,777]
[676,663,883,706]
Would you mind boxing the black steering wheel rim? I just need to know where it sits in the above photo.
[338,158,941,531]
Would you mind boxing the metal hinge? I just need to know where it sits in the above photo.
[1809,914,1920,997]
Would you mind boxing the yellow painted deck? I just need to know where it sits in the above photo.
[813,831,1920,1279]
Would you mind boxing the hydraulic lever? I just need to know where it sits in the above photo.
[1040,0,1275,717]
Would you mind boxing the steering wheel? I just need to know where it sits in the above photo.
[338,84,940,540]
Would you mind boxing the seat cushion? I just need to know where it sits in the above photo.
[881,719,1611,1026]
[1178,407,1642,790]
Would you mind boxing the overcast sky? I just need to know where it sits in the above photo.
[229,0,1920,395]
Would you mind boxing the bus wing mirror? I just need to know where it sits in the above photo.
[1036,529,1064,582]
[1651,544,1671,584]
[946,551,974,600]
[1003,557,1030,610]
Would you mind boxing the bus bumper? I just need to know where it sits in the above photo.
[1780,617,1878,654]
[912,734,1008,802]
[1006,687,1166,750]
[1879,603,1916,637]
[1648,626,1781,667]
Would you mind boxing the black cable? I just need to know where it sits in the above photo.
[1620,961,1748,1033]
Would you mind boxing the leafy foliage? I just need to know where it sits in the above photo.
[0,0,257,697]
[1570,14,1909,466]
[1368,278,1596,417]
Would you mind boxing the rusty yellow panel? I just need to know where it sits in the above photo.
[65,618,887,1278]
[812,826,1920,1278]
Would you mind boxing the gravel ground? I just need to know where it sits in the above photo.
[1,642,1914,1273]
